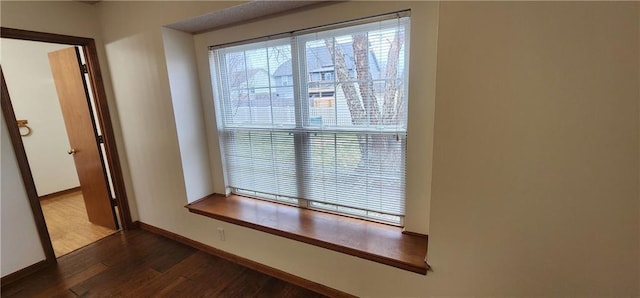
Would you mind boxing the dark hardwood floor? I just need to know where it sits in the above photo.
[1,229,327,297]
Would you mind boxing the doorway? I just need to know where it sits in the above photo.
[3,38,118,257]
[0,28,133,263]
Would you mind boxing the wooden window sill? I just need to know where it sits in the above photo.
[186,194,429,275]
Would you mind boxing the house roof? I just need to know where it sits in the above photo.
[273,43,380,78]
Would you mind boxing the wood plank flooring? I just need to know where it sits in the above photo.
[1,229,328,297]
[40,190,117,257]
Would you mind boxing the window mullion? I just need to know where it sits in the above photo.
[242,51,252,123]
[290,37,311,206]
[265,47,275,126]
[291,37,308,129]
[214,52,230,126]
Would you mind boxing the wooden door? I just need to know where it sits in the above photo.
[48,47,117,230]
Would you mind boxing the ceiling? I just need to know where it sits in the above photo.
[166,0,330,34]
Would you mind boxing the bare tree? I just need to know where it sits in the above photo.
[325,30,405,172]
[324,38,367,125]
[382,31,404,125]
[325,30,404,126]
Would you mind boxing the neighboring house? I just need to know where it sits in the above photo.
[227,63,294,108]
[273,43,381,108]
[226,43,383,110]
[226,68,270,107]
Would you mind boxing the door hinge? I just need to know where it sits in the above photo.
[97,135,104,144]
[81,64,88,74]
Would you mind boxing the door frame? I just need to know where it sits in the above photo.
[0,28,134,263]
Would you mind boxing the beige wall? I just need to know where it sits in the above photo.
[95,1,238,226]
[103,1,638,296]
[161,27,214,203]
[1,1,638,296]
[430,2,638,295]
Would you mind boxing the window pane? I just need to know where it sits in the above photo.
[301,22,408,130]
[218,41,293,127]
[243,48,270,88]
[302,132,405,216]
[225,52,247,89]
[222,130,297,197]
[271,87,296,125]
[268,45,296,126]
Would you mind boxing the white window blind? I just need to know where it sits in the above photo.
[210,13,410,225]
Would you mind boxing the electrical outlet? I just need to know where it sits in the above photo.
[217,227,225,241]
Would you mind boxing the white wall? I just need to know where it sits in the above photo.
[1,1,638,296]
[0,112,46,277]
[2,38,80,196]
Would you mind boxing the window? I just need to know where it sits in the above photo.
[280,75,292,86]
[209,12,410,225]
[321,72,333,81]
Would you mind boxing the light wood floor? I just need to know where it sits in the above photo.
[40,191,117,257]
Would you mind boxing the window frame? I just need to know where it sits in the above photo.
[209,11,411,226]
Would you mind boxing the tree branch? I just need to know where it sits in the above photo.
[382,30,403,125]
[324,38,366,125]
[352,33,381,125]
